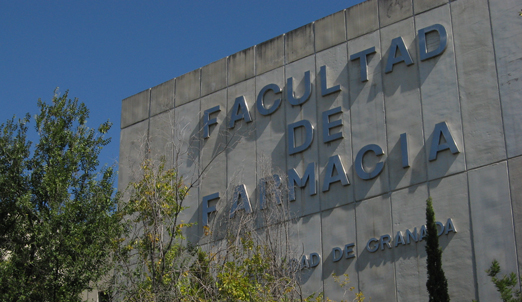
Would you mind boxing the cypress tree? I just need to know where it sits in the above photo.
[425,197,450,301]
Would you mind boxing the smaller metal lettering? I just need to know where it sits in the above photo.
[380,234,392,250]
[332,247,343,262]
[395,231,406,247]
[445,218,457,234]
[344,243,356,259]
[366,238,379,253]
[406,228,418,244]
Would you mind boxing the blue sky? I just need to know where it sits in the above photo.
[1,0,363,186]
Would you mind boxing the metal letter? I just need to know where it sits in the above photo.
[288,120,314,155]
[300,255,309,269]
[322,107,343,143]
[380,234,392,250]
[418,24,447,61]
[420,225,427,241]
[320,65,341,96]
[355,144,385,180]
[350,47,376,82]
[309,253,320,268]
[429,121,460,161]
[366,238,379,253]
[322,155,350,192]
[406,227,418,244]
[230,184,252,218]
[344,243,356,259]
[259,174,282,209]
[288,162,317,201]
[256,83,282,116]
[400,133,410,168]
[287,70,312,106]
[332,247,343,262]
[445,218,457,234]
[203,105,221,138]
[436,221,445,236]
[229,96,252,128]
[202,192,219,227]
[395,231,406,247]
[385,37,414,73]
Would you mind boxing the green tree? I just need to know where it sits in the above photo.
[111,153,320,301]
[425,197,450,302]
[0,91,121,301]
[485,260,522,302]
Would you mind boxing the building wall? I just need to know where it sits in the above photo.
[119,0,522,300]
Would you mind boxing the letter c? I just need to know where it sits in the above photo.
[355,144,385,180]
[257,83,282,116]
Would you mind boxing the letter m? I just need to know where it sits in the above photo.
[288,162,317,201]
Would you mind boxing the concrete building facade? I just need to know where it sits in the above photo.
[119,0,522,300]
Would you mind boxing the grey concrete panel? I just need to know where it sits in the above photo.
[121,89,150,129]
[489,0,522,157]
[226,78,257,222]
[199,90,228,242]
[256,35,284,75]
[469,162,518,301]
[321,204,358,301]
[315,44,354,210]
[175,69,200,107]
[285,24,314,63]
[289,213,323,296]
[415,5,466,180]
[201,58,227,97]
[255,68,286,226]
[150,78,175,117]
[428,172,476,300]
[413,0,447,14]
[348,31,389,201]
[118,120,149,193]
[355,195,396,301]
[451,0,506,169]
[148,110,175,166]
[285,56,320,217]
[381,18,427,190]
[378,0,413,28]
[255,68,287,176]
[228,46,255,85]
[509,156,522,280]
[346,0,379,40]
[174,100,201,244]
[314,10,346,52]
[390,184,429,302]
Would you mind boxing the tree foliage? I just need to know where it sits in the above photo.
[485,260,522,302]
[110,156,325,302]
[425,197,450,302]
[0,91,121,301]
